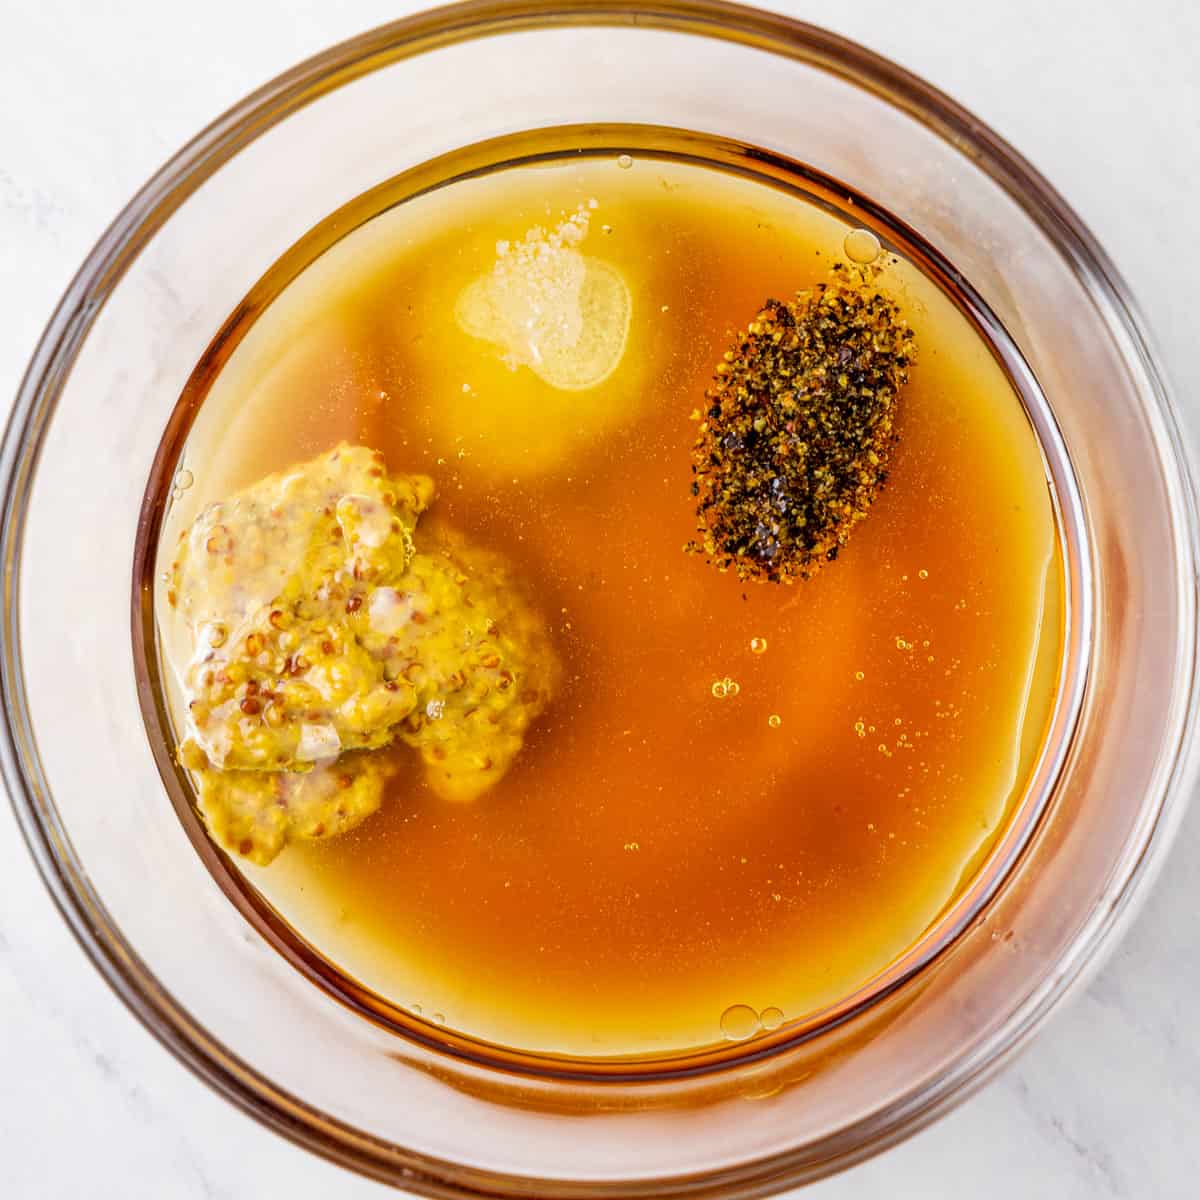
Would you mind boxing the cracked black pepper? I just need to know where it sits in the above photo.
[688,267,916,582]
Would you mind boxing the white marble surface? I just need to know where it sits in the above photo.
[2,1,1199,1196]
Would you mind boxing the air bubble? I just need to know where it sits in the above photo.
[749,636,768,654]
[760,1006,785,1031]
[431,1012,445,1025]
[843,228,881,265]
[768,714,782,729]
[174,467,194,491]
[719,1004,761,1041]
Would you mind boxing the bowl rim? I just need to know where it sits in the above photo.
[4,2,1198,1195]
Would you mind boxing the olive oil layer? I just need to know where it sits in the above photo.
[159,151,1061,1058]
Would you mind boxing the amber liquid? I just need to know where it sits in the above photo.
[155,132,1062,1060]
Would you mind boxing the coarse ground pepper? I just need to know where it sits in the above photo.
[688,266,915,583]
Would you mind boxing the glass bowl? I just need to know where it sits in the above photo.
[4,2,1197,1194]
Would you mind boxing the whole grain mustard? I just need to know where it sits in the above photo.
[168,444,559,864]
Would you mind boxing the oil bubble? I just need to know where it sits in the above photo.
[174,467,195,491]
[617,154,633,170]
[843,228,881,265]
[749,636,768,654]
[768,714,782,729]
[431,1012,445,1025]
[720,1004,761,1041]
[760,1006,785,1031]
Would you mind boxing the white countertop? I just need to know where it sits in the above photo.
[3,1,1199,1196]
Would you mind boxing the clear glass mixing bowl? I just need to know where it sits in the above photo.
[4,2,1197,1195]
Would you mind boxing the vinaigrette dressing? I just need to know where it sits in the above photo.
[154,138,1062,1059]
